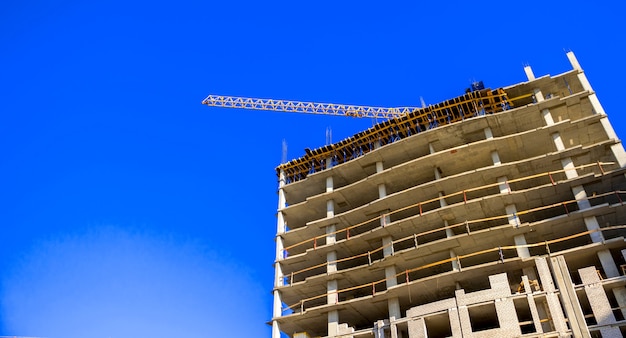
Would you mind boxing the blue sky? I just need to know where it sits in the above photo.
[1,1,624,337]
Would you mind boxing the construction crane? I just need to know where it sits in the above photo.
[202,89,514,183]
[201,95,418,119]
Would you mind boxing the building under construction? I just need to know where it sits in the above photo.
[268,52,626,338]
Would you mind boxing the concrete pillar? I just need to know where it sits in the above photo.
[324,169,341,336]
[552,132,565,151]
[328,307,339,336]
[272,289,283,338]
[597,249,619,278]
[376,161,384,174]
[566,51,607,115]
[613,249,626,319]
[505,204,519,227]
[535,257,569,335]
[327,224,337,273]
[327,199,335,219]
[522,275,543,334]
[562,157,578,179]
[583,216,604,243]
[524,65,544,102]
[524,65,536,81]
[379,184,387,200]
[379,161,390,228]
[383,236,394,257]
[613,288,626,319]
[514,234,530,259]
[429,142,436,155]
[443,220,460,272]
[491,150,501,166]
[573,185,591,210]
[599,117,626,167]
[551,256,591,338]
[542,108,554,126]
[272,170,288,338]
[383,235,401,338]
[533,88,544,103]
[497,176,510,194]
[328,279,339,335]
[484,127,493,139]
[434,167,442,180]
[579,266,622,338]
[523,266,553,333]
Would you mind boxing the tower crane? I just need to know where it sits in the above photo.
[201,95,418,120]
[202,89,514,183]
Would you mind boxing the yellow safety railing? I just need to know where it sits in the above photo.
[282,162,613,256]
[283,225,626,313]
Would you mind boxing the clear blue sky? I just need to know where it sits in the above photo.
[1,1,624,337]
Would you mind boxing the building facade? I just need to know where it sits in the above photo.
[271,52,626,338]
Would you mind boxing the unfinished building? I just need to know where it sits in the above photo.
[270,52,626,338]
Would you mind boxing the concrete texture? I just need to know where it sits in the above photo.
[272,52,626,337]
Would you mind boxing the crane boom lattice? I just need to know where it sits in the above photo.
[202,95,418,119]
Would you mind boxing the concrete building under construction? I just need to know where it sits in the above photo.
[270,52,626,338]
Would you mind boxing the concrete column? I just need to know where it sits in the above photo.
[599,117,626,167]
[514,234,530,258]
[569,179,617,276]
[523,266,552,333]
[484,127,494,139]
[597,249,618,278]
[533,88,544,103]
[491,150,501,165]
[272,289,282,338]
[614,249,626,319]
[378,184,387,200]
[535,257,569,335]
[573,185,591,210]
[274,261,284,287]
[522,275,543,334]
[583,216,604,243]
[613,287,626,319]
[429,142,436,154]
[434,167,442,180]
[562,157,578,179]
[524,65,536,81]
[497,176,510,194]
[579,266,621,338]
[272,170,288,338]
[443,220,460,272]
[568,173,617,277]
[524,65,544,102]
[567,51,607,115]
[438,188,459,273]
[551,256,591,338]
[376,161,384,174]
[328,279,339,335]
[552,132,565,151]
[542,108,554,126]
[328,305,339,336]
[327,224,337,273]
[506,204,519,227]
[382,236,394,258]
[327,199,335,219]
[324,169,340,336]
[382,235,401,337]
